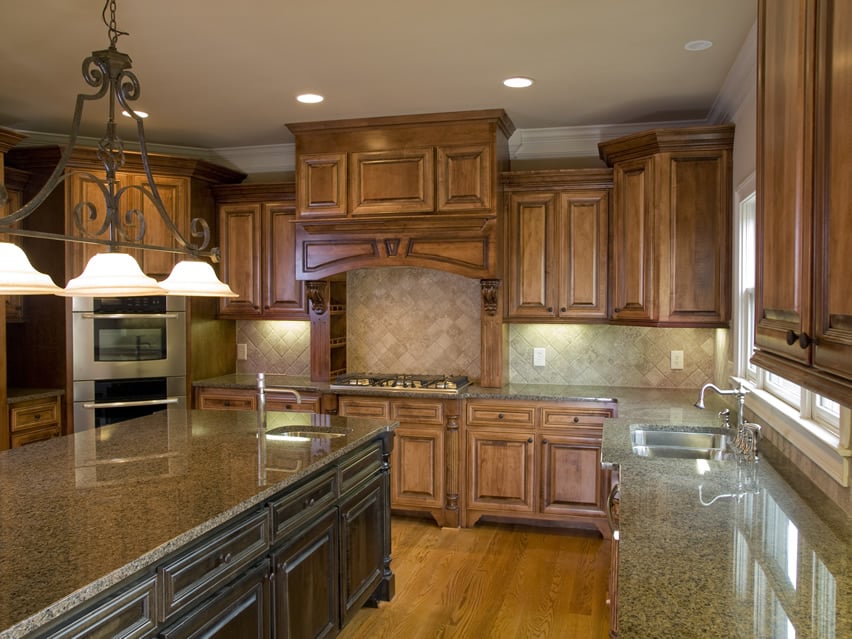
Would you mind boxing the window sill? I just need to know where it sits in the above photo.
[734,378,849,487]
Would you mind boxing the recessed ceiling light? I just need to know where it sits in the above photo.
[121,109,149,118]
[684,40,713,51]
[503,77,534,89]
[297,93,324,104]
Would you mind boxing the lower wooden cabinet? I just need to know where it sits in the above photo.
[8,394,62,449]
[338,395,461,527]
[272,509,339,639]
[464,399,616,535]
[195,387,322,413]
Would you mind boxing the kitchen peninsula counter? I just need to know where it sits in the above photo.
[0,408,396,638]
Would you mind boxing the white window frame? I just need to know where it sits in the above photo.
[731,173,850,487]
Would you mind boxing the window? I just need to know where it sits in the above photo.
[733,175,845,466]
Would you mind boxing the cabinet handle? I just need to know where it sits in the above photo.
[218,552,232,565]
[527,437,533,443]
[33,414,42,421]
[304,497,316,508]
[785,330,813,349]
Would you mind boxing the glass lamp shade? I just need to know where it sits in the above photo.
[60,252,166,297]
[0,241,63,294]
[159,260,239,297]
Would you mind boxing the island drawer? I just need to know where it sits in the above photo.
[46,575,158,639]
[339,441,384,492]
[269,469,339,542]
[158,509,270,622]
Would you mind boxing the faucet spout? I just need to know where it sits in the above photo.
[694,383,749,428]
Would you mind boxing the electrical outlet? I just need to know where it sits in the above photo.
[237,343,248,361]
[670,350,684,370]
[533,347,546,367]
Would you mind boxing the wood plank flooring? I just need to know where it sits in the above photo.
[340,516,612,639]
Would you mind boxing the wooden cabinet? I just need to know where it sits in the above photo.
[503,170,611,321]
[271,509,339,639]
[2,167,29,322]
[599,125,733,327]
[8,394,62,448]
[287,110,513,279]
[463,399,616,534]
[338,395,461,527]
[195,386,322,413]
[214,183,308,320]
[752,0,852,404]
[307,278,347,382]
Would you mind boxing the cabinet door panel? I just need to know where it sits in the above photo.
[218,204,262,317]
[754,0,814,365]
[611,159,655,322]
[506,192,556,318]
[350,148,434,216]
[812,0,852,379]
[467,431,534,512]
[133,174,189,277]
[297,152,347,218]
[557,191,608,319]
[391,426,444,509]
[265,202,308,317]
[540,435,604,515]
[272,509,339,639]
[436,144,491,212]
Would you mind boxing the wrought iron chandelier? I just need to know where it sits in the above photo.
[0,0,237,298]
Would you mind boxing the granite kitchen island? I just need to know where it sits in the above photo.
[0,407,396,638]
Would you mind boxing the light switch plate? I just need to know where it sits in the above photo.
[670,350,684,370]
[237,343,248,361]
[533,347,546,367]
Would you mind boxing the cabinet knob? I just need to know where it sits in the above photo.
[286,404,293,410]
[218,552,232,565]
[785,330,813,349]
[304,497,316,508]
[527,437,533,443]
[497,413,505,420]
[614,307,621,313]
[560,307,567,313]
[33,414,42,421]
[573,416,580,423]
[542,438,548,445]
[546,307,553,313]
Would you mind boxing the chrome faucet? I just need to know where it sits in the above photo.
[694,383,748,428]
[257,373,302,431]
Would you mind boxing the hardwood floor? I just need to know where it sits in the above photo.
[340,516,612,639]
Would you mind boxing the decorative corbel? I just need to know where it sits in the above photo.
[305,281,327,315]
[480,279,501,316]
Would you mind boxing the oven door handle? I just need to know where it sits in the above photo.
[81,397,181,409]
[79,313,180,320]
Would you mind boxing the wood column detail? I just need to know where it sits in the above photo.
[444,409,460,527]
[480,279,505,388]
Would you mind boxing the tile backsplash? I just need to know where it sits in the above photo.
[236,267,722,389]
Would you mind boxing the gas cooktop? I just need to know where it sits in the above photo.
[330,373,470,395]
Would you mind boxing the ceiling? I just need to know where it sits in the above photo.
[0,0,756,150]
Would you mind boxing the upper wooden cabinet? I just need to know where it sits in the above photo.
[752,0,852,404]
[214,183,308,320]
[6,146,245,278]
[2,167,29,322]
[502,170,611,321]
[287,110,514,279]
[599,124,734,327]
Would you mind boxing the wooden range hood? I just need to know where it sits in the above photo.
[286,110,515,280]
[287,110,515,387]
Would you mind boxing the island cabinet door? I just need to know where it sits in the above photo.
[271,508,340,639]
[466,430,535,512]
[158,560,271,639]
[339,473,386,626]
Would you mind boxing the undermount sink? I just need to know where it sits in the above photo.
[631,427,731,460]
[266,428,347,442]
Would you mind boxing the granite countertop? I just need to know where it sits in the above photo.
[6,388,65,404]
[600,388,851,639]
[0,408,396,638]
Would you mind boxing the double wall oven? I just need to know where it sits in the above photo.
[72,296,187,432]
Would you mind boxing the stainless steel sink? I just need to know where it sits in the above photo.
[266,428,347,441]
[631,428,731,460]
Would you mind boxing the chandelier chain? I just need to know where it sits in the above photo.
[103,0,129,48]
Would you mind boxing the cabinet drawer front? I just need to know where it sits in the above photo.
[198,391,256,411]
[10,425,61,448]
[339,441,384,493]
[391,400,445,425]
[338,397,390,419]
[540,405,614,432]
[466,402,535,428]
[267,394,320,413]
[269,469,338,543]
[10,398,60,431]
[159,509,269,621]
[48,575,158,639]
